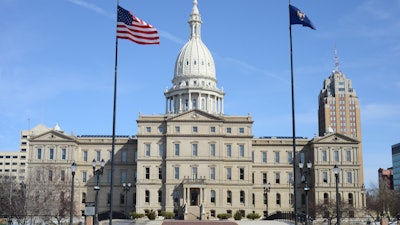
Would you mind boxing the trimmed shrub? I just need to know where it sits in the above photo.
[129,212,145,219]
[217,213,232,220]
[234,211,242,220]
[147,210,157,220]
[247,212,261,220]
[161,211,175,219]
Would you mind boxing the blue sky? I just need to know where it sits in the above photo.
[1,0,399,188]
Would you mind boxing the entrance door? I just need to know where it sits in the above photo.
[190,188,200,206]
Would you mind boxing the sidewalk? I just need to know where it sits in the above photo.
[107,219,294,225]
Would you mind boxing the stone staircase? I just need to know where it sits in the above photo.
[186,205,200,220]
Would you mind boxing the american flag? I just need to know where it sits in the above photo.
[117,6,160,45]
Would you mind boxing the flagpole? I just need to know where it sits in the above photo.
[288,1,298,225]
[109,1,120,225]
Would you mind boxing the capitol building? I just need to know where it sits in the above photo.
[0,0,366,223]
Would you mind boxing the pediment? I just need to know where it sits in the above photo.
[311,133,359,145]
[30,130,75,142]
[167,109,224,122]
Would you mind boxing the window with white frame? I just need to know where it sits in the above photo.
[210,143,216,157]
[239,145,245,157]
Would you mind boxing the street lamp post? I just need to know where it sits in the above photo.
[122,183,131,219]
[70,162,77,225]
[93,159,105,225]
[299,160,312,225]
[333,165,340,225]
[264,182,271,219]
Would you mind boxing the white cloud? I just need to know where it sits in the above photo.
[67,0,113,18]
[362,103,400,121]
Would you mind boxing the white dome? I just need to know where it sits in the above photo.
[164,0,224,115]
[174,39,216,80]
[173,0,216,83]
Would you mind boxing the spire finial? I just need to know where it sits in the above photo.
[189,0,202,39]
[334,45,339,72]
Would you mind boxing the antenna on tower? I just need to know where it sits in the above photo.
[334,45,339,72]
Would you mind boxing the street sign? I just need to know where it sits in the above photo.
[85,202,95,216]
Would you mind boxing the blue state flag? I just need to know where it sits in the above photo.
[289,4,316,30]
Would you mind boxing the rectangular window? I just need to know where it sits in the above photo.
[159,144,164,157]
[323,171,328,183]
[239,128,244,133]
[175,144,180,156]
[239,145,245,157]
[288,172,293,185]
[96,151,101,161]
[227,191,232,203]
[37,148,42,160]
[226,168,231,180]
[275,173,280,184]
[175,126,180,133]
[192,144,198,156]
[210,167,215,180]
[146,127,151,133]
[239,168,245,180]
[174,167,179,180]
[145,167,150,179]
[210,144,216,157]
[158,126,164,133]
[83,150,88,162]
[192,167,198,179]
[210,127,216,133]
[210,190,216,203]
[121,151,127,162]
[226,127,231,133]
[82,171,87,183]
[49,148,54,160]
[334,150,339,162]
[263,173,267,184]
[346,150,351,161]
[192,126,198,133]
[145,144,151,156]
[158,190,162,203]
[262,152,267,163]
[226,144,231,157]
[121,171,127,183]
[347,172,352,183]
[288,152,293,164]
[62,149,66,160]
[145,190,150,203]
[275,151,280,163]
[158,167,162,180]
[322,150,327,162]
[240,191,245,203]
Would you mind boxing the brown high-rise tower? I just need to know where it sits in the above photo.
[318,52,361,140]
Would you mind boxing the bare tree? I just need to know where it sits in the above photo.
[313,198,355,225]
[25,165,73,225]
[366,181,400,220]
